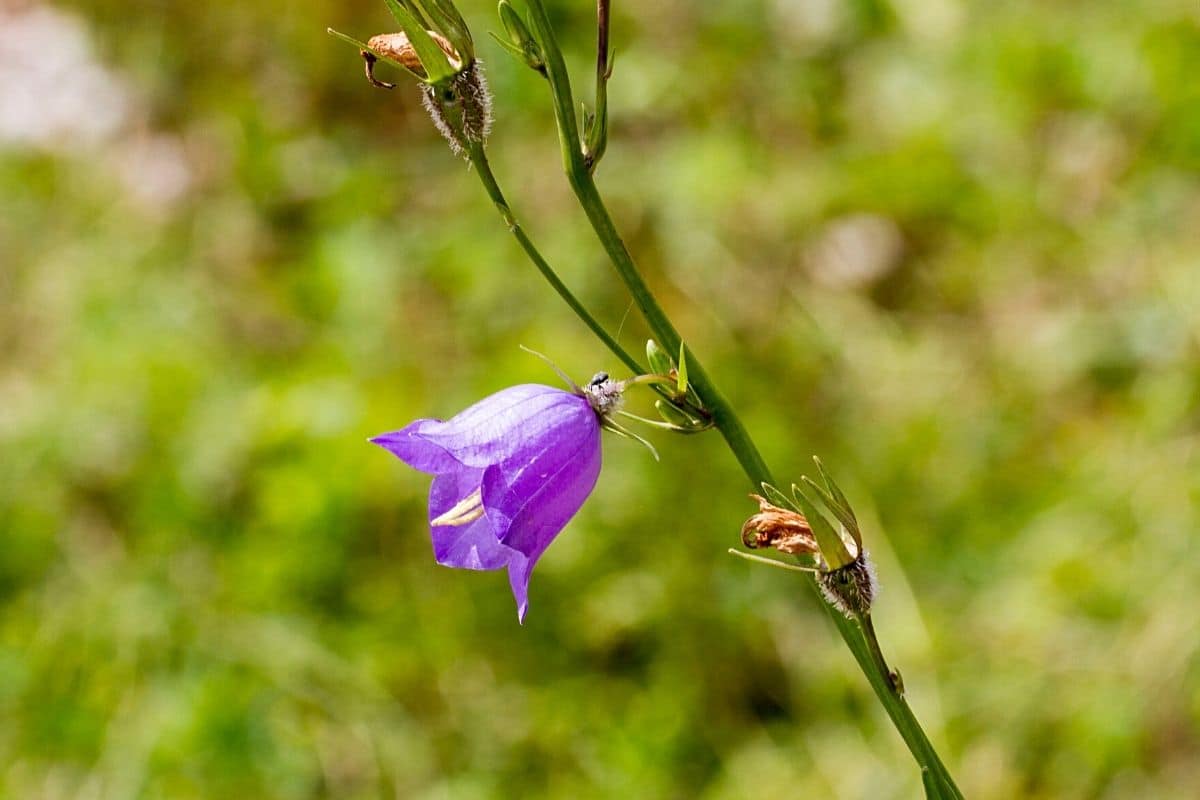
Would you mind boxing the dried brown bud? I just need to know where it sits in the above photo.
[367,30,461,76]
[741,494,819,556]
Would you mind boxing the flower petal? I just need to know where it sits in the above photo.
[507,554,534,624]
[408,385,585,469]
[371,419,463,474]
[428,467,515,570]
[483,412,602,620]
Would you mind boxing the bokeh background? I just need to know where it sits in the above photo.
[3,0,1199,797]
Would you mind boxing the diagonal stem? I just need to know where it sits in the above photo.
[516,2,964,794]
[465,141,643,376]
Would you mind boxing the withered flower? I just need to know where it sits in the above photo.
[736,463,878,619]
[740,494,819,556]
[362,30,461,87]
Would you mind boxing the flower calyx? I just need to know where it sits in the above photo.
[736,458,876,619]
[329,0,492,155]
[641,339,712,434]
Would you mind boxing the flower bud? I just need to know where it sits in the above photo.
[497,0,545,73]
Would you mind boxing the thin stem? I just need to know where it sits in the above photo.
[465,142,642,376]
[596,0,611,91]
[517,3,963,793]
[522,0,772,485]
[585,0,611,170]
[858,613,964,799]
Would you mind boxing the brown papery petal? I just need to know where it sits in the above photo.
[367,31,460,74]
[741,494,819,556]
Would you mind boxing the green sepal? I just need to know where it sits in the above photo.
[803,457,861,550]
[800,475,860,554]
[497,1,544,72]
[646,339,673,376]
[397,0,433,29]
[676,343,689,395]
[600,417,659,461]
[421,0,474,62]
[791,483,855,570]
[326,28,428,83]
[759,482,795,511]
[489,31,530,61]
[654,399,693,428]
[383,0,458,85]
[815,457,859,532]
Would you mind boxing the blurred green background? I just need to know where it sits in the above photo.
[2,0,1199,797]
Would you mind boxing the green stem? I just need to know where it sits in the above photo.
[465,141,643,376]
[856,613,964,798]
[517,3,963,794]
[521,0,772,483]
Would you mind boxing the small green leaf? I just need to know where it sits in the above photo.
[791,484,854,570]
[646,339,673,376]
[676,343,688,394]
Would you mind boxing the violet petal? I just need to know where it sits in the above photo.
[428,467,514,570]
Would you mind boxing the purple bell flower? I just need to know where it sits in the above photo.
[372,382,614,622]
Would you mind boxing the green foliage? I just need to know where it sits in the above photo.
[2,0,1199,798]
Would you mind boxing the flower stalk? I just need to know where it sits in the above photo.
[514,1,963,794]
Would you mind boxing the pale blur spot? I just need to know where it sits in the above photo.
[1040,113,1129,222]
[0,4,130,149]
[771,0,845,48]
[109,133,194,209]
[805,213,904,289]
[891,0,965,43]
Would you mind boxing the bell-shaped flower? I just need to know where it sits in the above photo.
[372,384,603,622]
